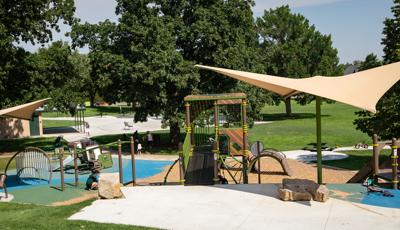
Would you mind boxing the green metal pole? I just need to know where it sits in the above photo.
[213,101,220,184]
[316,96,322,184]
[242,99,248,184]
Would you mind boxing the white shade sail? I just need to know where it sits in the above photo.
[0,98,50,120]
[195,62,400,113]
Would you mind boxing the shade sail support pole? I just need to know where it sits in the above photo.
[316,96,322,184]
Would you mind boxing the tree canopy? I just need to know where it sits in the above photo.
[0,0,76,108]
[358,53,382,71]
[256,5,342,116]
[28,41,87,113]
[354,0,400,139]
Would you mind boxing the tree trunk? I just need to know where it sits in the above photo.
[89,94,95,107]
[284,97,292,117]
[170,121,181,149]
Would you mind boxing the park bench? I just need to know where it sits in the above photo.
[124,121,134,130]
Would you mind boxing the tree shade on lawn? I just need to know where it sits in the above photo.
[196,62,400,184]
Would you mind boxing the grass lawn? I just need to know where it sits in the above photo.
[0,200,156,230]
[250,101,370,151]
[91,131,179,155]
[0,157,15,171]
[0,137,66,153]
[323,149,392,170]
[42,106,133,118]
[43,120,76,128]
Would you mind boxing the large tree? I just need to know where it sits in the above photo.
[70,20,117,106]
[358,53,382,71]
[256,5,341,116]
[354,0,400,139]
[28,41,86,114]
[0,0,76,108]
[72,0,199,146]
[161,0,271,123]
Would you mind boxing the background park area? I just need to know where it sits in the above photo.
[1,0,399,229]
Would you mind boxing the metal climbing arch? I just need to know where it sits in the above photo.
[5,147,52,183]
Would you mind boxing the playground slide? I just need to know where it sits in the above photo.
[219,129,243,155]
[53,155,74,171]
[347,161,373,183]
[347,157,394,183]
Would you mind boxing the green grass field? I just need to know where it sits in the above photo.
[250,101,370,151]
[0,157,15,171]
[323,149,391,170]
[0,200,156,230]
[43,120,76,128]
[91,131,179,155]
[42,106,133,118]
[0,137,65,153]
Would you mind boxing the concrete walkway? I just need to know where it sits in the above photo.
[69,184,400,230]
[43,116,166,142]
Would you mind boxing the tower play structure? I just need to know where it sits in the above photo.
[181,93,249,185]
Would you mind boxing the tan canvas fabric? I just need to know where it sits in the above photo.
[195,62,400,113]
[0,98,50,120]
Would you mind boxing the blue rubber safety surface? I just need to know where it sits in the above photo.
[362,189,400,208]
[5,157,173,191]
[328,183,400,209]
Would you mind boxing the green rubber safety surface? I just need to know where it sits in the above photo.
[10,183,95,205]
[328,183,365,203]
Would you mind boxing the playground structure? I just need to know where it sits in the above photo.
[196,62,400,185]
[3,137,136,192]
[169,93,291,185]
[348,134,399,190]
[4,147,52,184]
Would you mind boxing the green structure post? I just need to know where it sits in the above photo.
[178,142,185,185]
[213,101,220,184]
[316,96,322,184]
[373,134,380,176]
[242,99,248,184]
[185,102,193,146]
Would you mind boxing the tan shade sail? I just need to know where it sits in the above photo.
[0,98,50,120]
[195,62,400,113]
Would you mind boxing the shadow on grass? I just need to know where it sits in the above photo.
[261,113,330,121]
[322,152,390,171]
[43,127,78,134]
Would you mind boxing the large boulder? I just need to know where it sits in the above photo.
[278,179,329,202]
[98,173,123,199]
[278,188,312,201]
[313,185,329,202]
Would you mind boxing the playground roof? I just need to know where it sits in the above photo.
[0,98,50,120]
[195,62,400,113]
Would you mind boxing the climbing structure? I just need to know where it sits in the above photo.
[5,147,52,183]
[181,93,249,185]
[348,134,399,190]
